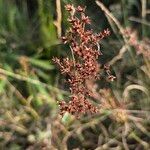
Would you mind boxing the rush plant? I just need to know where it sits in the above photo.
[53,4,115,117]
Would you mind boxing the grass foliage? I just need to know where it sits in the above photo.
[0,0,149,149]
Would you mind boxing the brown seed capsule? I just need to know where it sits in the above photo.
[65,4,74,12]
[76,6,85,12]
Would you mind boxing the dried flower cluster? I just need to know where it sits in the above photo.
[124,28,150,58]
[53,4,112,117]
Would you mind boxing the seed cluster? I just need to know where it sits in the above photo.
[53,4,111,117]
[124,28,150,58]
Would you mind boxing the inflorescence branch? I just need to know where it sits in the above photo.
[53,4,115,117]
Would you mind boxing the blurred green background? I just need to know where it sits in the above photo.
[0,0,149,149]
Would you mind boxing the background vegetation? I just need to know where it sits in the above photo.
[0,0,149,149]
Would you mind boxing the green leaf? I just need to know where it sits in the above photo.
[29,58,54,70]
[0,79,6,93]
[61,112,75,125]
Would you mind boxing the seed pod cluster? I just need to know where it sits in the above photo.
[53,4,111,117]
